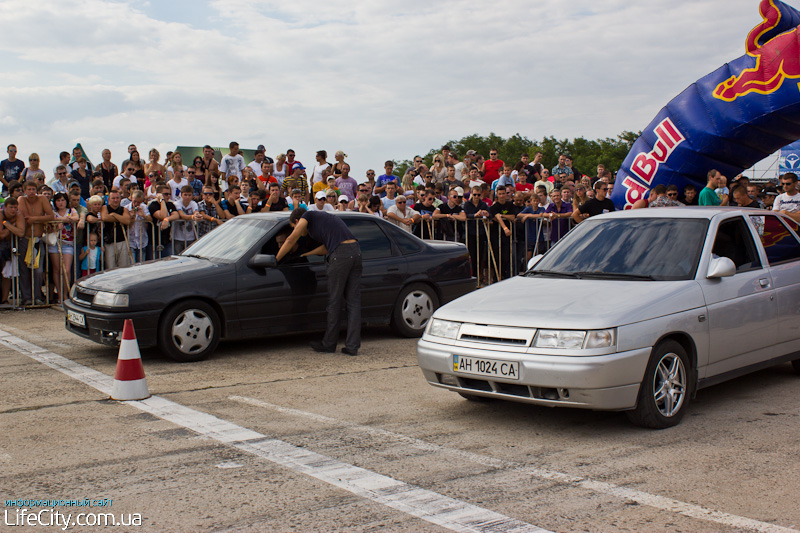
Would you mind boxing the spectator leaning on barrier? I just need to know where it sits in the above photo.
[197,187,224,237]
[386,194,420,232]
[149,185,179,258]
[0,197,25,304]
[173,185,200,253]
[127,190,152,261]
[545,188,572,244]
[101,190,131,269]
[221,185,246,218]
[433,188,466,241]
[18,180,54,305]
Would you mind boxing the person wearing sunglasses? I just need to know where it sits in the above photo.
[773,172,800,222]
[573,179,615,223]
[308,190,335,212]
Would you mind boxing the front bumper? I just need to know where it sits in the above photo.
[417,337,652,411]
[63,299,160,348]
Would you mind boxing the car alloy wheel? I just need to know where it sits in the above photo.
[627,340,693,429]
[652,352,687,417]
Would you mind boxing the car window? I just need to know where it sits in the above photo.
[712,217,761,272]
[389,225,424,255]
[749,214,800,265]
[346,219,393,260]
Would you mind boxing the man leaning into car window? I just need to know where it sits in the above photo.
[276,208,362,356]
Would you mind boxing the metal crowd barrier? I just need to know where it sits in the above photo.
[3,218,210,310]
[408,214,574,287]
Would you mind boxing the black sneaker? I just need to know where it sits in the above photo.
[341,347,358,356]
[310,341,335,353]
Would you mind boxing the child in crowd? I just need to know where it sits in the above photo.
[79,232,102,277]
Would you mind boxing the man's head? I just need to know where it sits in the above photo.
[254,150,265,164]
[384,160,394,174]
[268,182,281,196]
[316,150,327,163]
[684,184,697,202]
[229,141,239,155]
[597,163,606,176]
[385,181,397,197]
[780,172,798,194]
[732,185,752,206]
[203,145,215,159]
[422,192,435,206]
[128,144,137,154]
[131,190,145,207]
[489,149,498,161]
[502,165,512,176]
[69,191,81,208]
[289,207,306,227]
[707,169,721,187]
[180,185,194,204]
[55,165,68,181]
[557,154,566,166]
[290,189,303,204]
[495,185,508,202]
[107,190,121,208]
[6,144,17,159]
[123,163,135,177]
[521,154,530,165]
[341,163,350,176]
[513,192,525,207]
[446,166,456,180]
[2,196,18,217]
[91,179,105,196]
[666,185,679,200]
[172,167,185,181]
[260,161,273,176]
[292,164,305,176]
[594,179,609,200]
[366,169,375,180]
[393,195,407,210]
[23,180,37,198]
[550,189,562,204]
[286,149,296,161]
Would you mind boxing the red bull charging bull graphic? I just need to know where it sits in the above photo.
[612,0,800,209]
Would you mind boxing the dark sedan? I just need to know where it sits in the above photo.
[63,212,476,361]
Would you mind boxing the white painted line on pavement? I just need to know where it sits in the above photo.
[0,329,548,533]
[229,394,799,533]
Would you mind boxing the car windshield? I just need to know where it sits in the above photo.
[530,217,709,281]
[181,218,277,263]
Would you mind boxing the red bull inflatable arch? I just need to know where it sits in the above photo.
[612,0,800,209]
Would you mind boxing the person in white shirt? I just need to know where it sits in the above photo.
[308,190,336,212]
[774,172,800,222]
[174,185,200,253]
[168,168,189,199]
[449,152,466,181]
[310,150,330,187]
[386,195,420,232]
[248,149,269,178]
[220,141,246,179]
[113,164,138,189]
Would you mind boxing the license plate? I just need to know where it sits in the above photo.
[67,310,85,327]
[453,355,519,380]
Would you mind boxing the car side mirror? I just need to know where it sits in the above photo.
[527,254,543,270]
[249,254,278,269]
[707,255,736,278]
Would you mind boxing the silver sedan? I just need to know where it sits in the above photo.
[417,207,800,428]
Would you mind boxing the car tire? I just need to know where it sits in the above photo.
[626,340,692,429]
[458,392,493,402]
[158,299,220,362]
[792,359,800,374]
[391,283,439,337]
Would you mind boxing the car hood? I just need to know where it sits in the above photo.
[434,275,705,329]
[78,256,224,293]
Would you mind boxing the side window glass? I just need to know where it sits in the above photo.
[346,220,393,260]
[712,217,762,272]
[390,225,424,255]
[750,214,800,265]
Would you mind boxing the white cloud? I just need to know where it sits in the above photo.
[0,0,777,176]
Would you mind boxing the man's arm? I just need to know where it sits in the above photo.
[276,219,308,262]
[0,215,26,238]
[780,210,800,222]
[302,244,328,257]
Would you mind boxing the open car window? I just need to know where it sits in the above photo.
[712,217,762,272]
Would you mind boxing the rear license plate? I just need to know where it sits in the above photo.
[67,310,85,327]
[453,355,519,380]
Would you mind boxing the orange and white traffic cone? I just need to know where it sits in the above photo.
[110,319,150,401]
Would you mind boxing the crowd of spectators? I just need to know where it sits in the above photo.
[1,140,799,306]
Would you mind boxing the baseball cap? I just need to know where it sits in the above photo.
[466,150,477,156]
[764,185,779,196]
[293,163,306,171]
[315,191,327,200]
[257,144,266,152]
[454,186,464,197]
[338,194,349,203]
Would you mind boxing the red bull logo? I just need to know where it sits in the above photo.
[629,118,686,185]
[621,177,648,210]
[714,0,800,101]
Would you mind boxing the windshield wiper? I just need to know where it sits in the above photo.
[182,254,209,260]
[573,271,655,281]
[526,270,581,278]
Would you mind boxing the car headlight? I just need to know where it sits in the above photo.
[428,318,461,339]
[533,329,616,349]
[70,285,78,301]
[93,291,129,308]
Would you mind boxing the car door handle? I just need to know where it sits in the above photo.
[759,278,770,288]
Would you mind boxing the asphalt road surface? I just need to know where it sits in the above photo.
[1,307,799,532]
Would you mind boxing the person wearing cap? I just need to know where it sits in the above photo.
[763,185,779,209]
[332,150,347,177]
[282,163,309,202]
[308,190,335,212]
[277,207,362,356]
[313,171,338,197]
[336,194,351,211]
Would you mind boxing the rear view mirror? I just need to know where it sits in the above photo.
[707,255,736,278]
[249,254,278,269]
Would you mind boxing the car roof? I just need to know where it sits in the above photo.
[596,206,769,221]
[239,211,378,221]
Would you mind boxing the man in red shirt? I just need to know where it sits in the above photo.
[481,149,504,183]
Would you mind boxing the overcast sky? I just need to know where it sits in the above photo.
[0,0,778,178]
